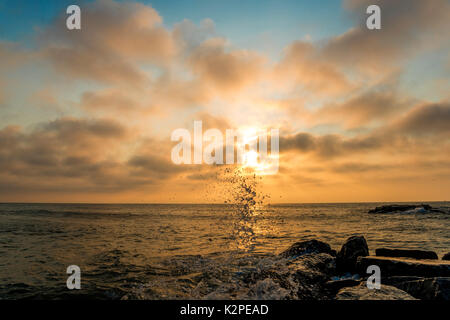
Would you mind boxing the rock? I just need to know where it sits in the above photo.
[385,276,450,300]
[336,235,369,272]
[246,278,291,300]
[325,279,361,294]
[279,240,334,258]
[335,283,416,300]
[376,248,438,260]
[243,253,337,300]
[288,253,337,280]
[289,254,336,300]
[284,253,337,299]
[368,204,443,214]
[357,256,450,277]
[442,252,450,260]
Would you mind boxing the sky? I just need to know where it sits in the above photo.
[0,0,449,203]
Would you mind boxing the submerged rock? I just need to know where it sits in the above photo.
[279,240,334,258]
[376,248,438,260]
[336,235,369,272]
[335,283,416,300]
[442,252,450,260]
[368,204,443,214]
[385,276,450,300]
[357,256,450,277]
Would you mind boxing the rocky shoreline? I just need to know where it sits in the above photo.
[271,235,450,300]
[124,235,450,300]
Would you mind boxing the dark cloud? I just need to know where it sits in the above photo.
[280,101,450,158]
[0,117,185,194]
[314,84,412,128]
[393,102,450,136]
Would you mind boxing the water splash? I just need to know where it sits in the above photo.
[214,166,271,252]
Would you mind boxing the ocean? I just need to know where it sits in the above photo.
[0,202,449,299]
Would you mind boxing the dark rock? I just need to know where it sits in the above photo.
[325,279,361,294]
[288,253,337,280]
[288,254,337,299]
[336,235,369,272]
[385,276,450,300]
[335,283,416,300]
[383,276,424,286]
[357,256,450,277]
[368,203,443,214]
[279,240,334,258]
[246,278,291,300]
[442,252,450,260]
[243,253,337,300]
[376,248,438,260]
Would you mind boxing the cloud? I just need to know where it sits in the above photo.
[188,38,266,93]
[392,102,450,136]
[0,118,139,193]
[324,0,450,73]
[40,0,175,86]
[280,101,450,158]
[313,85,413,128]
[275,41,354,96]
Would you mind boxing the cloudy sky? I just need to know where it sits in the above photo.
[0,0,449,203]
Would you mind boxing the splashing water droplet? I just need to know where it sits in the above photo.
[210,166,271,252]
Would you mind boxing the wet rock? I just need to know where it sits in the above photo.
[383,276,423,286]
[335,283,416,300]
[246,278,291,300]
[385,276,450,300]
[442,252,450,260]
[279,240,334,258]
[245,253,337,300]
[289,253,337,299]
[325,279,361,294]
[376,248,438,260]
[336,235,369,272]
[288,253,336,280]
[357,256,450,277]
[368,204,443,214]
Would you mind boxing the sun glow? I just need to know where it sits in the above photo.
[239,127,279,175]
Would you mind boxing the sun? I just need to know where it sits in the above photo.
[243,150,260,168]
[238,127,279,175]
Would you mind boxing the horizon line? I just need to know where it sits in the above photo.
[0,200,448,205]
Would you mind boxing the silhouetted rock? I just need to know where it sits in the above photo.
[357,256,450,277]
[335,283,416,300]
[336,235,369,272]
[376,248,438,260]
[368,204,443,214]
[279,240,334,258]
[385,276,450,300]
[442,252,450,260]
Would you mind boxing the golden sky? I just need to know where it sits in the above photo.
[0,0,449,203]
